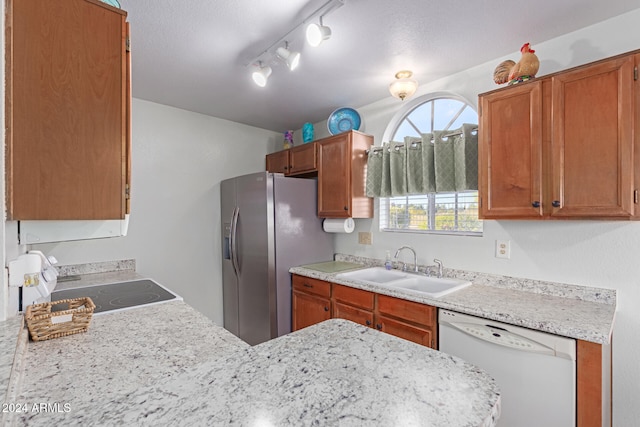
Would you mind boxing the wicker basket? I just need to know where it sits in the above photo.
[25,297,96,341]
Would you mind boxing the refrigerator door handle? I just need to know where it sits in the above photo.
[230,206,240,277]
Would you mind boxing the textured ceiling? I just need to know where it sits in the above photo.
[119,0,639,132]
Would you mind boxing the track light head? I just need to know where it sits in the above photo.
[276,43,301,71]
[306,20,332,47]
[252,62,272,87]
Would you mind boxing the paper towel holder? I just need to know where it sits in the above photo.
[322,218,355,233]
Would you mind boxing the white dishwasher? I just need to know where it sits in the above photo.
[439,309,576,427]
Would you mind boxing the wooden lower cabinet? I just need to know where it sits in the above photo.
[376,294,437,349]
[292,273,610,424]
[577,340,612,427]
[333,302,373,327]
[293,275,437,349]
[332,284,375,328]
[292,292,331,330]
[374,315,433,347]
[292,275,331,331]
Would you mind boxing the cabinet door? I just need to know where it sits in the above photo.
[318,134,352,217]
[266,150,289,174]
[7,0,129,220]
[550,56,634,217]
[289,143,317,175]
[375,315,435,348]
[376,294,437,348]
[334,302,374,328]
[332,284,374,328]
[292,291,331,331]
[479,82,544,218]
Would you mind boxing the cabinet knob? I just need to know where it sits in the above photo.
[324,306,329,312]
[365,320,371,326]
[343,206,348,211]
[552,200,561,208]
[376,324,382,330]
[532,201,541,208]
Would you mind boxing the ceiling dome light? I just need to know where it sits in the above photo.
[252,62,272,87]
[389,70,418,101]
[306,18,332,47]
[276,42,301,71]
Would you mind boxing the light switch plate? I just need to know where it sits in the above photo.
[358,232,372,245]
[495,240,510,259]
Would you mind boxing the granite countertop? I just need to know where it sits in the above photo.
[291,256,616,345]
[0,316,24,405]
[6,302,501,427]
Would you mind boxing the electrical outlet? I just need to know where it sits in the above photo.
[358,232,372,245]
[495,240,510,259]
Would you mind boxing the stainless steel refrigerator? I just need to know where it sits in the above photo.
[220,172,333,345]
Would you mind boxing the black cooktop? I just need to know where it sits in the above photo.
[51,279,178,314]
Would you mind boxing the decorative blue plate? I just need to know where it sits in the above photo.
[327,107,361,135]
[100,0,121,8]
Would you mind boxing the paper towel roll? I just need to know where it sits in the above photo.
[323,218,355,233]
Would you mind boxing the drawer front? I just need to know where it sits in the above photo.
[375,315,435,348]
[333,284,374,310]
[292,275,331,298]
[333,301,373,328]
[377,294,436,327]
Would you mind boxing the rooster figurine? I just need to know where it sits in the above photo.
[493,43,540,85]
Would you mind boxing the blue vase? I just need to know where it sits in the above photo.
[302,122,314,143]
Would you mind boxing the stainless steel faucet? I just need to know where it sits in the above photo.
[394,246,418,272]
[433,259,443,278]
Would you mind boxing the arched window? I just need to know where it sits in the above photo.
[379,93,482,235]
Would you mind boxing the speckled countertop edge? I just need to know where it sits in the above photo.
[1,316,24,410]
[333,253,616,304]
[291,254,616,344]
[13,316,501,427]
[56,259,135,277]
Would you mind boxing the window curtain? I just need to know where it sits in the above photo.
[366,123,477,197]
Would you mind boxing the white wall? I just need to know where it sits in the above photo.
[324,9,640,427]
[28,99,279,324]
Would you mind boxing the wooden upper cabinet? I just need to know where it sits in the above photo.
[479,82,543,218]
[265,143,317,176]
[265,150,289,174]
[317,131,373,218]
[479,50,639,220]
[289,143,317,175]
[6,0,130,220]
[550,55,634,218]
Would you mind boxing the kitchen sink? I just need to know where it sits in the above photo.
[335,267,472,298]
[335,267,408,283]
[384,275,472,298]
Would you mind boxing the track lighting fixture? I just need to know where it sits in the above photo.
[306,17,332,47]
[246,0,345,86]
[276,42,301,71]
[252,62,272,87]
